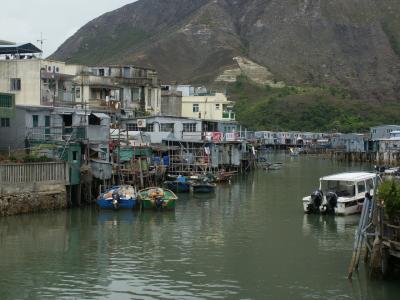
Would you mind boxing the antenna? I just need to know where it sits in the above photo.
[37,32,46,57]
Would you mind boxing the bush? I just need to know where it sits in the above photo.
[22,155,52,163]
[377,180,400,218]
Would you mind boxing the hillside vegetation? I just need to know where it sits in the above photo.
[228,76,400,133]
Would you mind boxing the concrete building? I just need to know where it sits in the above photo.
[0,44,161,116]
[178,85,235,121]
[0,92,15,139]
[331,133,366,152]
[161,85,182,117]
[377,131,400,152]
[122,116,203,144]
[370,125,400,141]
[79,65,161,117]
[0,105,112,180]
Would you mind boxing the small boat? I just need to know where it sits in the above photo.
[138,187,178,210]
[302,172,378,215]
[214,171,236,183]
[97,185,137,210]
[191,178,216,193]
[163,175,191,193]
[289,147,301,156]
[264,162,283,170]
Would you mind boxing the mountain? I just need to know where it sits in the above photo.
[51,0,400,101]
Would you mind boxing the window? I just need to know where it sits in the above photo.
[131,88,140,102]
[48,66,52,72]
[193,104,199,113]
[99,69,105,76]
[215,104,220,110]
[366,179,374,192]
[126,123,139,131]
[32,115,39,128]
[72,151,78,162]
[0,118,10,128]
[45,116,50,127]
[55,67,59,73]
[145,124,154,132]
[183,123,197,132]
[10,78,21,91]
[160,123,174,132]
[357,181,366,194]
[0,94,13,108]
[75,87,81,99]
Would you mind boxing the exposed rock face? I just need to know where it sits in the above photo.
[51,0,400,100]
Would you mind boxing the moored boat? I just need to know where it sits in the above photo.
[163,175,191,193]
[138,187,178,210]
[97,185,137,210]
[191,180,216,193]
[302,172,378,215]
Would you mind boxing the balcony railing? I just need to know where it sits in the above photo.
[27,125,109,143]
[27,126,86,141]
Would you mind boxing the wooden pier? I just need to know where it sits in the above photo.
[348,177,400,279]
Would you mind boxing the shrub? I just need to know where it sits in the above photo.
[377,180,400,218]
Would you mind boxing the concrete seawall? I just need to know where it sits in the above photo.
[0,183,68,216]
[0,183,67,216]
[0,162,69,216]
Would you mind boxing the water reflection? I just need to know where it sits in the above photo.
[0,156,399,299]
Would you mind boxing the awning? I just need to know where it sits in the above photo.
[92,112,110,119]
[90,146,106,153]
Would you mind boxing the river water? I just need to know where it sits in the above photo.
[0,155,399,299]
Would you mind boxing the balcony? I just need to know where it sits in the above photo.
[27,126,86,142]
[26,125,109,143]
[41,90,76,107]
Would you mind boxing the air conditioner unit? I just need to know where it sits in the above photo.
[137,119,146,128]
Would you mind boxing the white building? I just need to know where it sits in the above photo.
[181,91,235,121]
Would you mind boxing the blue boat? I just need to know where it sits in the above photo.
[97,185,137,210]
[163,175,191,193]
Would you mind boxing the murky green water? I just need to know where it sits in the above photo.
[1,155,399,299]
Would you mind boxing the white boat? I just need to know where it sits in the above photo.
[302,172,378,215]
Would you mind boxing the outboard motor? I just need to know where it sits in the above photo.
[112,192,120,210]
[324,192,338,214]
[155,196,164,208]
[307,190,323,213]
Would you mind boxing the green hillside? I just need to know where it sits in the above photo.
[228,76,400,133]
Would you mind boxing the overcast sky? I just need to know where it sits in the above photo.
[0,0,137,57]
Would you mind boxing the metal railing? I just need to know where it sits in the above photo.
[27,126,87,141]
[0,162,69,184]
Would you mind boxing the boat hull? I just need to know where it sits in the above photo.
[138,188,178,210]
[97,198,137,210]
[192,184,216,193]
[164,181,191,193]
[141,199,176,210]
[302,196,365,215]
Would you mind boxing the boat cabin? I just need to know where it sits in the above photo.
[303,172,377,215]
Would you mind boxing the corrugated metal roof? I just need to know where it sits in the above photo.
[92,112,110,119]
[0,43,42,54]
